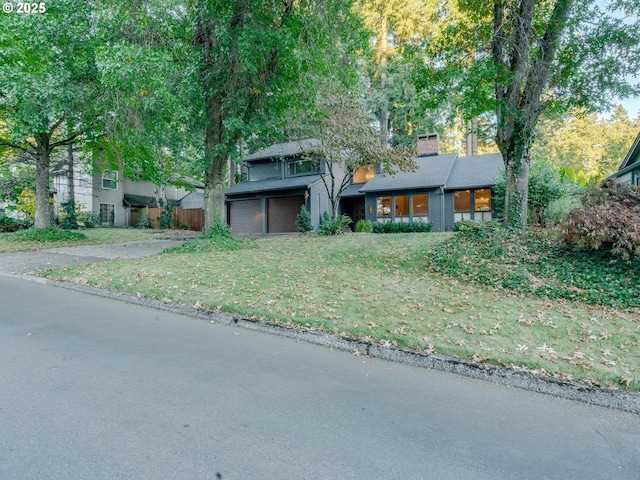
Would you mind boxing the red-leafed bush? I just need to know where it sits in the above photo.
[562,179,640,260]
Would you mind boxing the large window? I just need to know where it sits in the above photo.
[474,188,491,211]
[454,190,471,212]
[287,159,318,176]
[102,171,118,190]
[354,165,375,183]
[395,195,410,216]
[413,194,428,216]
[377,196,391,217]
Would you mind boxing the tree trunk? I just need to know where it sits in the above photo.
[503,155,530,229]
[34,135,51,229]
[67,144,75,201]
[379,13,389,146]
[203,92,227,231]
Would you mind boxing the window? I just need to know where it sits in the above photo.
[454,190,471,212]
[413,194,428,216]
[287,159,318,176]
[395,195,410,216]
[354,165,375,183]
[474,188,491,211]
[377,196,391,217]
[102,171,118,190]
[99,203,115,224]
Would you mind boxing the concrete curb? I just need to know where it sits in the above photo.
[21,274,640,415]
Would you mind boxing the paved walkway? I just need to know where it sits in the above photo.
[0,239,185,275]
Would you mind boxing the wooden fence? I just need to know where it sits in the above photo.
[141,207,205,232]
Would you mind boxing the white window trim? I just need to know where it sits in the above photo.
[102,171,118,190]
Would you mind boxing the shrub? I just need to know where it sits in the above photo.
[355,219,372,233]
[0,215,29,233]
[136,216,152,229]
[296,205,313,232]
[371,220,433,233]
[77,210,100,228]
[159,204,174,229]
[60,199,79,230]
[16,187,36,219]
[544,195,581,227]
[561,179,640,260]
[166,215,253,253]
[11,227,86,242]
[318,211,352,235]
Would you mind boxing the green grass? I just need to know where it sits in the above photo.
[0,227,191,252]
[41,232,640,391]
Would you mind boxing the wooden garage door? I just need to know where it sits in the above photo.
[267,196,304,233]
[228,199,262,234]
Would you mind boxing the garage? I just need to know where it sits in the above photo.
[267,196,304,233]
[228,199,262,235]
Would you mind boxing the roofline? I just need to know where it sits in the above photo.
[618,131,640,171]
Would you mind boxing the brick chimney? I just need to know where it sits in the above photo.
[417,133,439,157]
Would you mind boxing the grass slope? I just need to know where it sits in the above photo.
[41,231,640,391]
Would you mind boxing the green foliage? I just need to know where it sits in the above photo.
[16,188,36,219]
[544,196,582,227]
[318,211,352,235]
[493,162,583,225]
[60,199,79,230]
[10,228,86,243]
[0,161,36,204]
[355,219,373,233]
[430,226,640,309]
[296,205,313,233]
[159,204,174,230]
[561,180,640,261]
[136,216,152,229]
[165,215,253,253]
[371,220,433,233]
[77,210,100,229]
[0,215,30,233]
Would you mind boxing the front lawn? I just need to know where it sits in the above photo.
[42,231,640,391]
[0,228,194,252]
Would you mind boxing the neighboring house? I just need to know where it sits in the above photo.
[609,131,640,186]
[53,158,203,228]
[225,139,344,235]
[225,134,504,234]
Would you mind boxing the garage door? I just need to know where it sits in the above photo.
[228,199,262,235]
[267,196,304,233]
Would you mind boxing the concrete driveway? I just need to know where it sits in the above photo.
[0,239,186,275]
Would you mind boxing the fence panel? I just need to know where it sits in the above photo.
[141,207,204,232]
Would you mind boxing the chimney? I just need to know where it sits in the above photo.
[417,133,439,157]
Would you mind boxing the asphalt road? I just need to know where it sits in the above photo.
[1,274,639,480]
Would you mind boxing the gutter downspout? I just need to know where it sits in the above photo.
[440,186,445,232]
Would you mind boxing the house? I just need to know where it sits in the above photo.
[53,157,204,229]
[225,139,344,235]
[225,133,504,234]
[610,131,640,186]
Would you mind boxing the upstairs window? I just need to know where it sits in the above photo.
[353,165,375,183]
[287,159,318,176]
[102,171,118,190]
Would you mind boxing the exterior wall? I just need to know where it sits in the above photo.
[365,189,441,229]
[309,180,331,228]
[91,170,126,226]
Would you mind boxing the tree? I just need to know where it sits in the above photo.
[0,1,101,228]
[191,0,364,230]
[425,0,640,228]
[312,94,416,219]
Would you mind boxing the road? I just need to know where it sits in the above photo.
[1,273,639,480]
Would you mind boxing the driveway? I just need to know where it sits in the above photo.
[0,239,186,275]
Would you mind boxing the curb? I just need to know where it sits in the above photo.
[20,274,640,415]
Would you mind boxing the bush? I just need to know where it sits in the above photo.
[561,179,640,260]
[11,227,86,242]
[296,205,313,232]
[136,216,152,229]
[166,215,253,253]
[159,204,174,229]
[544,195,581,227]
[371,220,433,233]
[77,210,100,228]
[318,211,352,235]
[355,219,372,233]
[0,215,29,233]
[60,199,79,230]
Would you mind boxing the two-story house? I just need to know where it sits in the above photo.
[225,134,504,234]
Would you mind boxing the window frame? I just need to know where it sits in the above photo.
[102,170,118,190]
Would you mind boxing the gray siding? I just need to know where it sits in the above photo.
[443,192,455,231]
[428,189,444,232]
[309,180,331,228]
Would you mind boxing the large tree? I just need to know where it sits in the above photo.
[0,1,100,228]
[425,0,640,228]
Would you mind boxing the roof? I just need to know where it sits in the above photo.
[244,138,322,162]
[340,183,365,198]
[615,131,640,173]
[225,174,324,196]
[445,153,503,189]
[359,153,458,193]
